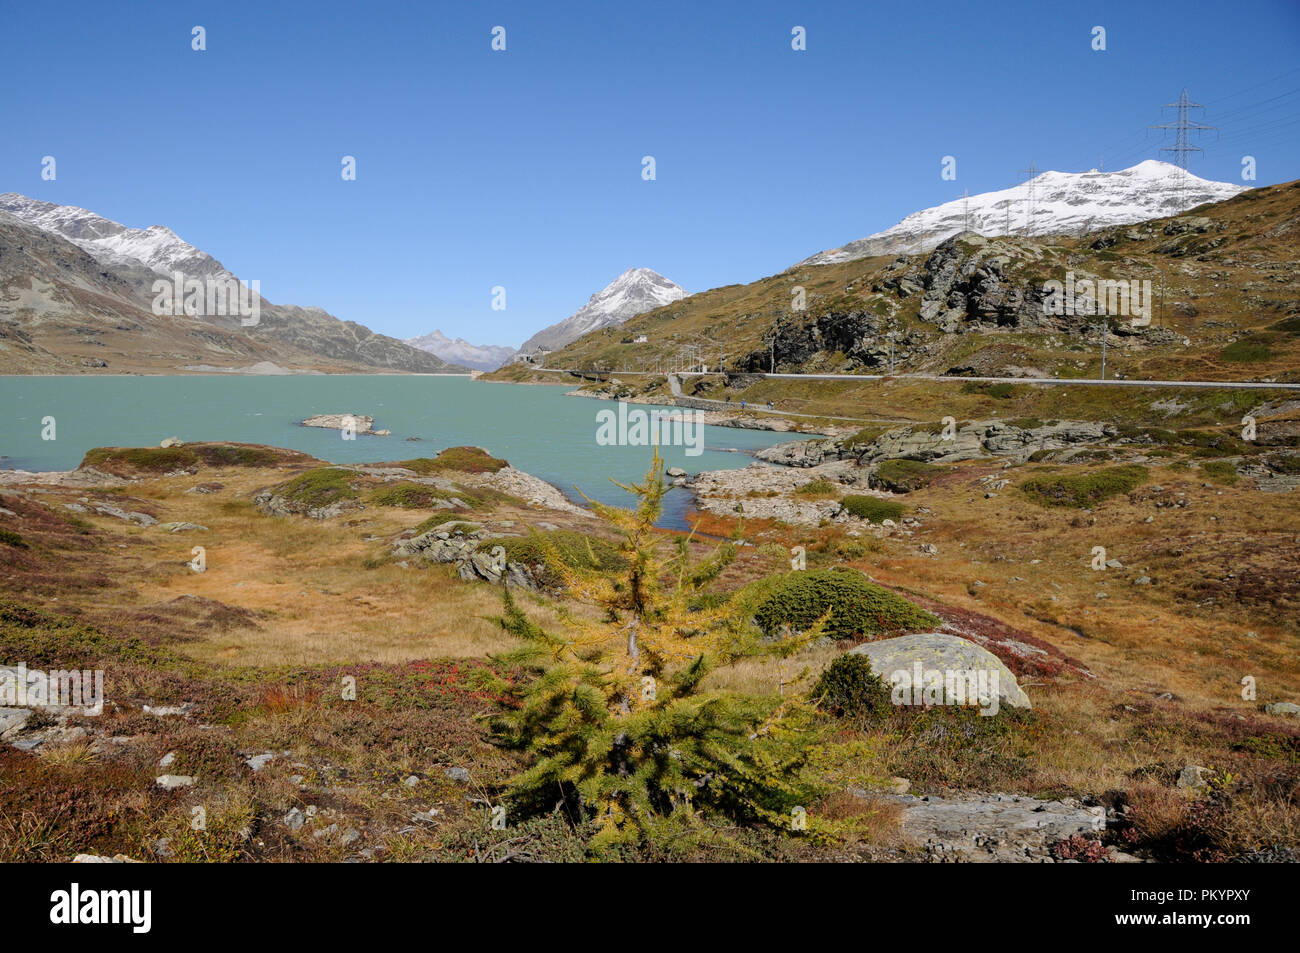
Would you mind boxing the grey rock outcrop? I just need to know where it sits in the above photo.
[848,633,1031,711]
[758,418,1116,468]
[886,792,1107,862]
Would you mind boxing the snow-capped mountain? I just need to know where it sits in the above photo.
[798,160,1247,266]
[519,268,687,353]
[0,193,236,282]
[0,194,465,374]
[405,329,517,371]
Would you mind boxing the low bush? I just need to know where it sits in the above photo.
[810,653,892,720]
[794,477,839,499]
[872,459,942,493]
[753,569,938,641]
[399,447,508,474]
[367,483,445,508]
[840,495,906,522]
[1019,464,1148,507]
[1200,460,1238,485]
[481,530,625,589]
[1220,340,1273,363]
[275,468,359,509]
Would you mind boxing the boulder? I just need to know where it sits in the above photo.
[848,633,1031,711]
[0,707,32,738]
[1265,702,1300,718]
[1177,764,1210,792]
[155,774,196,789]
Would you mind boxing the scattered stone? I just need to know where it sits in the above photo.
[158,522,208,533]
[404,774,420,788]
[159,437,184,448]
[155,774,196,790]
[186,482,225,494]
[284,807,306,831]
[158,751,176,768]
[1177,765,1210,792]
[245,752,275,772]
[73,853,142,863]
[444,766,470,782]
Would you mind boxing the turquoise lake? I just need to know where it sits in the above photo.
[0,376,807,529]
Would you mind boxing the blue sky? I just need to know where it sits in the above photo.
[3,0,1298,347]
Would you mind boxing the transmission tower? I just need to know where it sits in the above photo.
[1149,88,1216,170]
[1019,162,1041,237]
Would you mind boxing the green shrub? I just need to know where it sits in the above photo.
[961,381,1017,399]
[1270,453,1300,475]
[367,483,445,508]
[794,477,839,499]
[1220,340,1273,363]
[0,528,28,548]
[482,530,625,589]
[843,426,886,448]
[412,511,466,534]
[276,468,358,508]
[399,447,508,474]
[1200,460,1238,485]
[840,495,907,522]
[80,443,289,475]
[192,444,282,468]
[80,446,196,474]
[753,569,938,641]
[810,653,892,720]
[873,459,942,493]
[1019,464,1148,508]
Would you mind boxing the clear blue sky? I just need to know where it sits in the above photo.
[3,0,1298,347]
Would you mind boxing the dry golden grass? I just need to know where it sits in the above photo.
[23,464,585,667]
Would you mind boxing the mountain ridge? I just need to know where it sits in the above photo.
[799,160,1247,266]
[404,329,517,371]
[518,267,687,354]
[0,194,466,375]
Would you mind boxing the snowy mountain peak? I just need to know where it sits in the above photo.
[404,329,518,372]
[0,193,238,283]
[519,268,687,353]
[798,160,1247,266]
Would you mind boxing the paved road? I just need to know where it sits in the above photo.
[524,366,1300,392]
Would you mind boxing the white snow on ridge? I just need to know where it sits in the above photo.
[518,267,687,353]
[404,329,518,371]
[799,160,1247,266]
[0,193,239,282]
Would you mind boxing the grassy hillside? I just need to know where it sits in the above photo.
[490,178,1300,394]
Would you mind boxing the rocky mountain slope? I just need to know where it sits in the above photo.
[0,195,465,375]
[493,178,1299,386]
[404,329,517,371]
[518,267,686,354]
[799,161,1246,266]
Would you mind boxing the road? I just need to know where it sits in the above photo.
[522,366,1300,391]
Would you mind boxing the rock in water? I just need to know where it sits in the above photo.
[848,633,1031,711]
[300,414,391,436]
